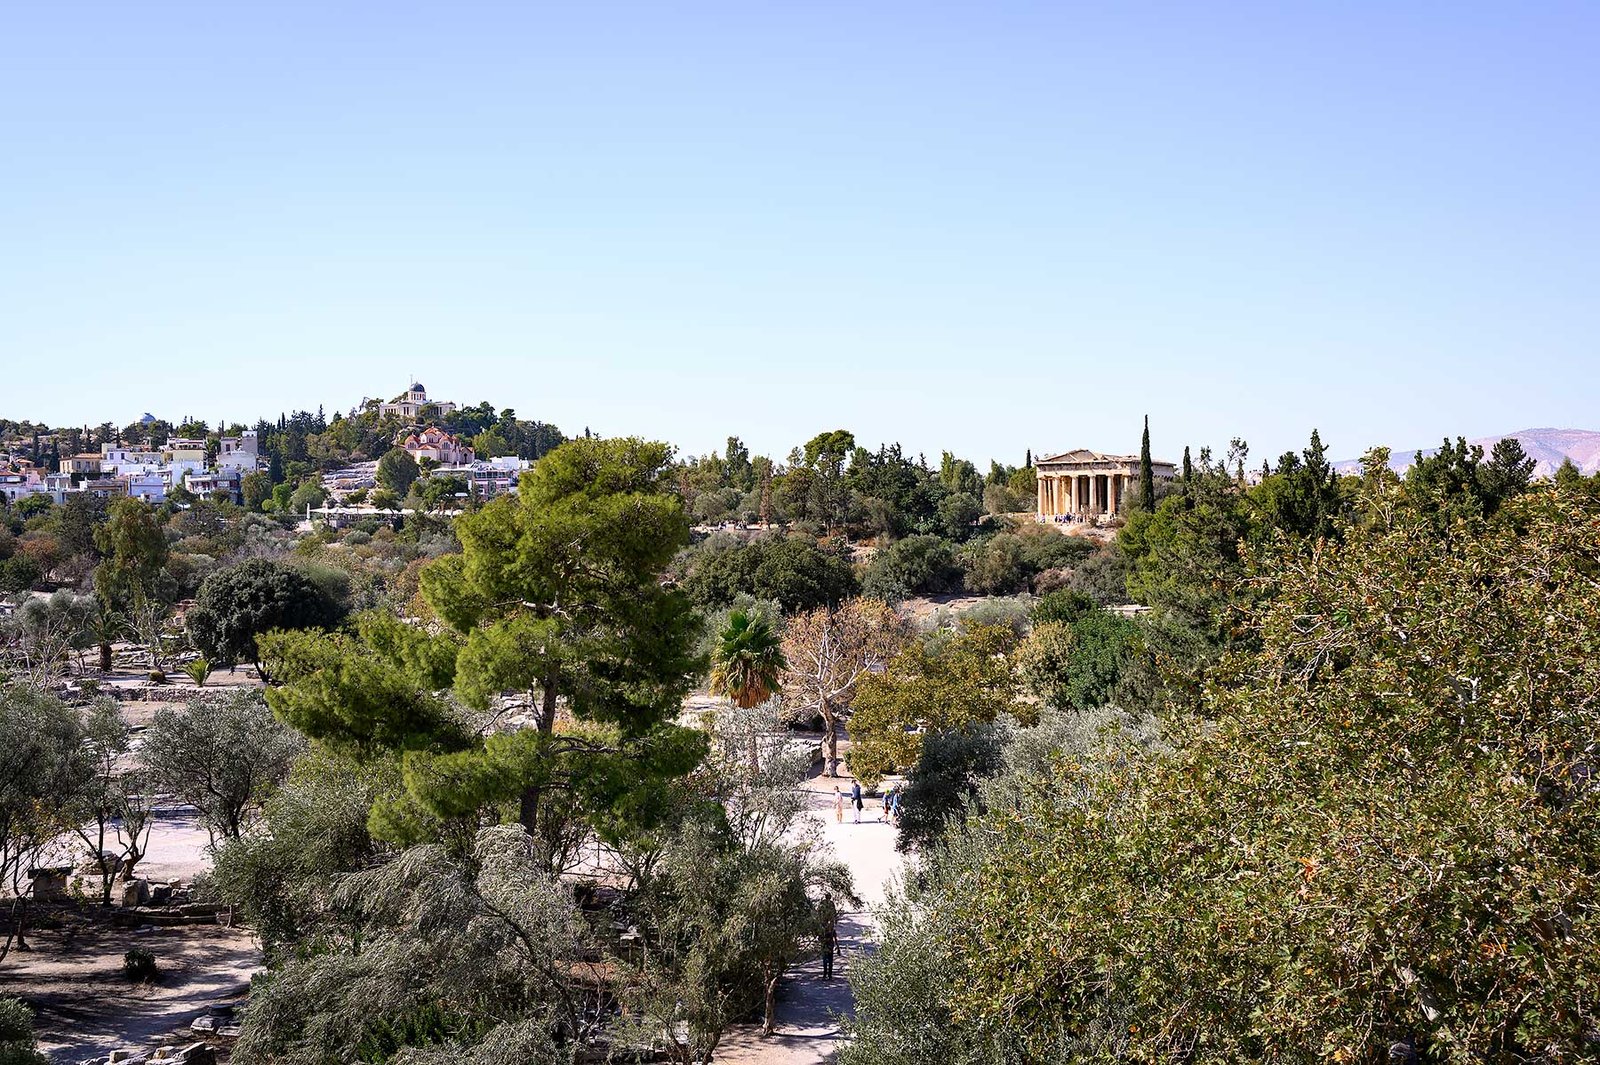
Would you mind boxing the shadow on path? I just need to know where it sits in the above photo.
[716,754,899,1064]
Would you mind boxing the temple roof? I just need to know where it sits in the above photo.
[1036,449,1138,465]
[1036,448,1177,468]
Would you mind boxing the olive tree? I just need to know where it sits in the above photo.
[0,686,88,962]
[140,690,304,844]
[67,699,154,904]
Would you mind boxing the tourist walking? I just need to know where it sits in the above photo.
[850,780,863,823]
[881,786,892,822]
[833,785,844,823]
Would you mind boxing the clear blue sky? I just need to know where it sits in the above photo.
[3,2,1597,467]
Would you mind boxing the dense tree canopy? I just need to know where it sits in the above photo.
[860,534,963,602]
[92,497,169,610]
[852,486,1600,1062]
[847,624,1027,785]
[187,558,348,669]
[681,534,859,614]
[374,446,419,496]
[372,437,710,841]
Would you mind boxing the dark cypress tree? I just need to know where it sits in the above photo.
[1139,415,1156,509]
[1025,448,1033,468]
[1182,445,1193,483]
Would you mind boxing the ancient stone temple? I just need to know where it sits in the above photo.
[1034,449,1177,521]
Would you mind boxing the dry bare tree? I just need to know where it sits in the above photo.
[779,598,907,777]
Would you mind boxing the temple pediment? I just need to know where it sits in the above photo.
[1036,449,1137,467]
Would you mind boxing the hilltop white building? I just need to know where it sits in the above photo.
[376,382,457,421]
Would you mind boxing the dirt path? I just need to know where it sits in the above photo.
[3,921,260,1062]
[715,768,903,1064]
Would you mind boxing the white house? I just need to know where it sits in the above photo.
[435,456,529,500]
[185,468,241,503]
[217,431,260,470]
[0,470,48,504]
[125,471,171,503]
[100,444,164,474]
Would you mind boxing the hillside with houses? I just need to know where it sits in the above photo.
[0,381,563,518]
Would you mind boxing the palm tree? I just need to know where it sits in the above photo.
[709,610,786,709]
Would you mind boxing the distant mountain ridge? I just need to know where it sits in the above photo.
[1332,428,1600,478]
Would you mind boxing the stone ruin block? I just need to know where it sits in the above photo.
[27,866,70,900]
[119,879,150,908]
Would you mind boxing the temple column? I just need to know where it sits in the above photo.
[1109,475,1119,516]
[1037,475,1046,516]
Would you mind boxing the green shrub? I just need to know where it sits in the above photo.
[124,946,159,981]
[0,997,48,1065]
[861,535,963,602]
[1031,589,1096,627]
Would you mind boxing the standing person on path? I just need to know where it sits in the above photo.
[833,785,844,823]
[818,895,839,980]
[880,786,892,822]
[851,779,863,823]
